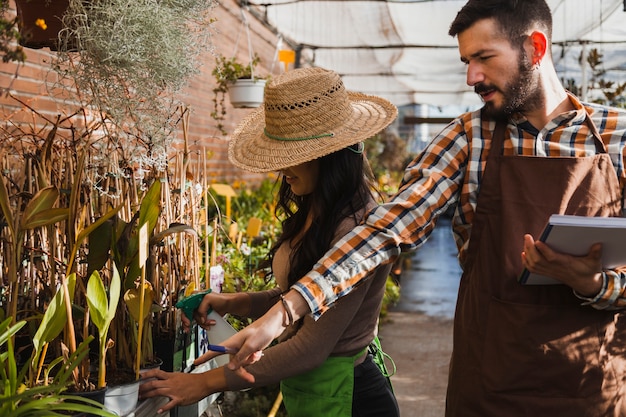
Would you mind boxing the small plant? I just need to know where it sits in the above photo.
[211,53,263,135]
[86,267,121,389]
[1,318,115,417]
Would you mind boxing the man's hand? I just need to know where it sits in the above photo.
[521,234,603,296]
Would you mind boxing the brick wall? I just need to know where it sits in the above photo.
[1,0,284,185]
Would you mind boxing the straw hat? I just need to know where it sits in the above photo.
[228,67,398,173]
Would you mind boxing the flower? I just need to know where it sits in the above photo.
[35,19,47,30]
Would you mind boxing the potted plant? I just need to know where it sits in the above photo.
[13,0,70,50]
[86,180,197,370]
[0,318,116,417]
[211,53,266,135]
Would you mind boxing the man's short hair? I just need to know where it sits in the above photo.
[448,0,552,50]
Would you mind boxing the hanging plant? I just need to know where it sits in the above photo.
[14,0,69,51]
[51,0,217,166]
[211,53,266,135]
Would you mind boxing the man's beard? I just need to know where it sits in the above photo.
[479,52,542,121]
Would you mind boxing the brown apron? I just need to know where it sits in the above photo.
[445,114,626,416]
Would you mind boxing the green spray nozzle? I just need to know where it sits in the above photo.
[175,289,212,321]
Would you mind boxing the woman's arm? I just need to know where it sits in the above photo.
[138,367,228,413]
[224,279,372,390]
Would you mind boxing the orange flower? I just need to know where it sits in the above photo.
[35,19,47,30]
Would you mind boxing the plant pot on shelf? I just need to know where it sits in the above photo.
[68,386,108,417]
[15,0,70,50]
[104,371,140,417]
[104,380,140,417]
[138,356,164,385]
[227,79,266,108]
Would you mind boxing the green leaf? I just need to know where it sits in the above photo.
[108,264,121,324]
[20,207,69,230]
[86,271,107,331]
[86,267,120,335]
[86,219,114,276]
[19,186,59,229]
[138,180,162,236]
[31,274,76,370]
[0,318,26,348]
[67,203,124,273]
[53,336,93,387]
[123,282,154,322]
[124,259,141,290]
[86,265,121,388]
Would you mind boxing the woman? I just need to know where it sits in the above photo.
[139,67,399,417]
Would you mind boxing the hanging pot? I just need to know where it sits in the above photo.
[15,0,70,51]
[228,79,266,108]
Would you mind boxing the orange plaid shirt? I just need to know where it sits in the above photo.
[294,94,626,319]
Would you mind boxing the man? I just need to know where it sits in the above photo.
[209,0,626,415]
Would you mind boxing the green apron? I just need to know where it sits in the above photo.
[280,349,364,417]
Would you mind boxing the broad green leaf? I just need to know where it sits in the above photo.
[124,259,141,290]
[86,267,120,334]
[86,271,107,331]
[108,264,121,323]
[86,219,114,276]
[19,186,59,229]
[31,274,76,369]
[21,208,69,230]
[137,180,162,235]
[67,203,124,273]
[124,282,154,322]
[87,265,121,389]
[0,318,26,347]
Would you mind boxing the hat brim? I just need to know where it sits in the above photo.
[228,92,398,173]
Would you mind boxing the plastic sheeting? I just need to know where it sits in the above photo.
[249,0,626,108]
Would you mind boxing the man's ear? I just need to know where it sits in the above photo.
[529,31,548,66]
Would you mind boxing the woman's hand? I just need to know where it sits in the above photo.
[181,292,247,333]
[192,290,311,371]
[521,234,603,296]
[219,300,290,370]
[139,369,219,413]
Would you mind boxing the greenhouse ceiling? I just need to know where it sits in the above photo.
[245,0,626,108]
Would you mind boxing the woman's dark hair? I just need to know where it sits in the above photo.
[263,144,375,288]
[448,0,552,51]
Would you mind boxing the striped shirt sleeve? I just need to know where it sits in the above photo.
[293,119,471,318]
[294,100,626,318]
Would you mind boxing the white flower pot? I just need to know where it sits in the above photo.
[228,79,266,108]
[104,380,140,416]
